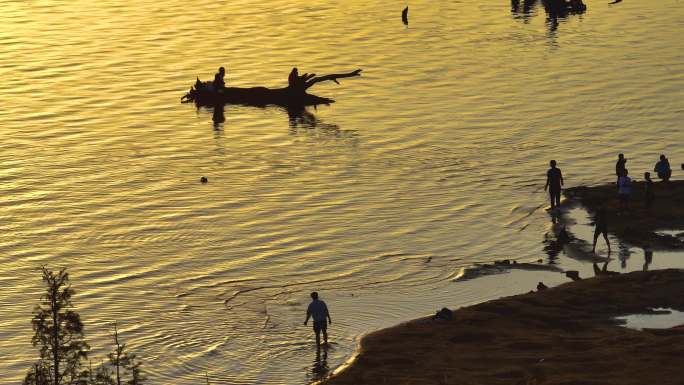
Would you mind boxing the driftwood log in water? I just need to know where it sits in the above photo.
[181,69,362,108]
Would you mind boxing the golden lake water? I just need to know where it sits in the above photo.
[1,0,683,383]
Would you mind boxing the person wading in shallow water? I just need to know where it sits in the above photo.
[544,160,564,211]
[304,292,332,347]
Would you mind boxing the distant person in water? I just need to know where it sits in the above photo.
[213,67,226,92]
[644,172,654,207]
[654,154,671,182]
[544,160,564,210]
[615,153,626,186]
[304,292,332,347]
[618,169,632,213]
[592,207,611,253]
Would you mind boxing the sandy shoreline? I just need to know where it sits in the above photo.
[321,182,684,385]
[322,269,684,385]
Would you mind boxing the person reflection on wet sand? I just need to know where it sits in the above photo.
[311,344,330,381]
[643,246,653,271]
[593,259,618,276]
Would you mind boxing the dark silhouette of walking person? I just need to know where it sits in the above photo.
[544,160,564,211]
[592,207,611,254]
[304,292,332,348]
[213,67,226,92]
[654,154,672,182]
[615,153,626,187]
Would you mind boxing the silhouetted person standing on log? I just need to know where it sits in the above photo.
[592,207,611,254]
[304,292,331,348]
[545,160,564,211]
[213,67,226,92]
[615,153,626,187]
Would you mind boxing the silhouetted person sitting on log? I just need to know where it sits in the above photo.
[288,67,299,88]
[213,67,226,92]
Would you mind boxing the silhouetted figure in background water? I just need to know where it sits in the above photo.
[213,67,226,92]
[304,292,332,348]
[644,172,654,208]
[545,160,564,211]
[609,0,622,4]
[615,153,627,187]
[618,169,632,213]
[592,207,611,254]
[654,154,672,182]
[402,6,409,25]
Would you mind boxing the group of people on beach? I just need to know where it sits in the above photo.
[614,153,674,211]
[545,153,679,254]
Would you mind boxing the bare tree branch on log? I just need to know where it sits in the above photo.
[303,69,363,90]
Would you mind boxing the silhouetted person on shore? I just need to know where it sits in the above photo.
[618,169,632,213]
[213,67,226,92]
[592,207,611,253]
[654,154,671,182]
[544,160,564,210]
[644,172,654,207]
[304,292,331,347]
[615,153,626,187]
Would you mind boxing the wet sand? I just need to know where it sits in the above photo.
[565,180,684,249]
[322,269,684,385]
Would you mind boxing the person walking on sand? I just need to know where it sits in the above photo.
[654,154,672,182]
[304,292,332,347]
[544,160,564,211]
[592,207,611,254]
[615,153,626,187]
